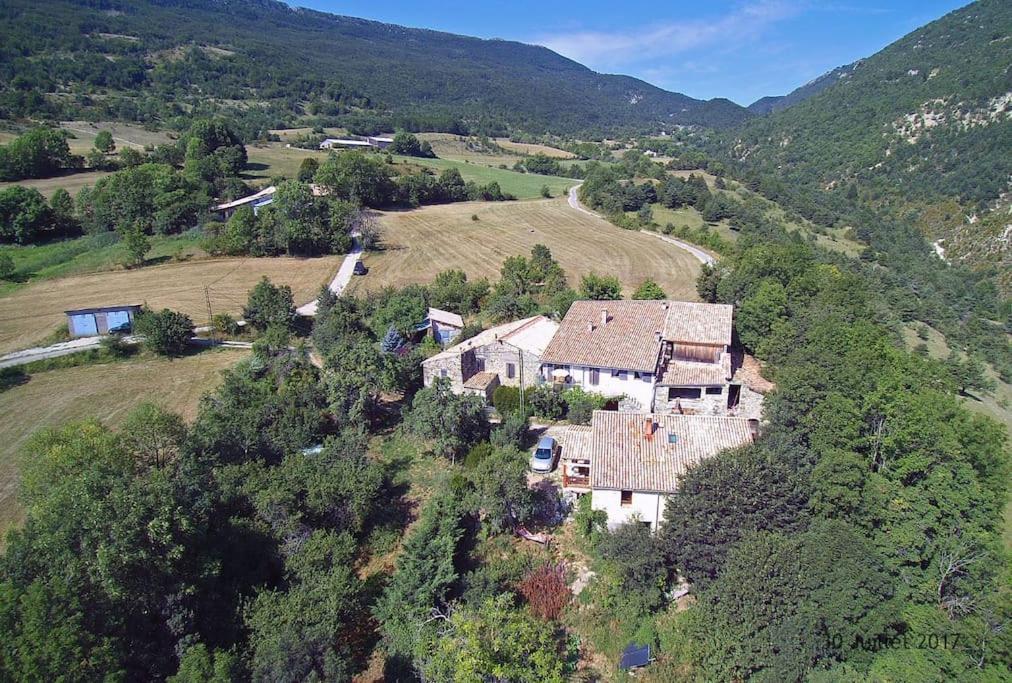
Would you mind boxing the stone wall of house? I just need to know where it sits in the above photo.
[422,354,465,392]
[470,342,542,388]
[730,385,765,420]
[652,384,729,415]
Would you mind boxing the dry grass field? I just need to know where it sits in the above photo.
[493,138,575,158]
[59,120,174,152]
[245,143,330,182]
[0,169,116,199]
[417,133,517,167]
[356,197,702,300]
[0,255,340,354]
[0,348,248,541]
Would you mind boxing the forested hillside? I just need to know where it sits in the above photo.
[0,0,749,136]
[724,0,1011,279]
[747,61,861,114]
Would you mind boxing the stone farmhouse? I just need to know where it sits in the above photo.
[540,299,760,416]
[584,411,757,530]
[421,315,559,401]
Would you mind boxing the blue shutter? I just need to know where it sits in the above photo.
[70,314,98,336]
[106,310,132,332]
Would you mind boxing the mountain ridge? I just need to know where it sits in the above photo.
[0,0,752,134]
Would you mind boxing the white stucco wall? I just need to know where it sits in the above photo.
[591,488,667,529]
[546,364,657,411]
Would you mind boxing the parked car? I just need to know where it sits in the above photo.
[353,261,368,275]
[529,436,559,473]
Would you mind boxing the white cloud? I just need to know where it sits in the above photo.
[535,0,801,70]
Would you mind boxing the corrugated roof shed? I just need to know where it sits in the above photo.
[214,185,276,211]
[427,307,464,328]
[589,411,754,492]
[541,300,668,372]
[662,301,734,346]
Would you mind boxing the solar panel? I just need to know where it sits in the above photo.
[619,643,651,670]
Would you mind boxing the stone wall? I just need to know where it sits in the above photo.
[652,384,729,415]
[422,354,466,392]
[423,341,542,394]
[470,342,542,388]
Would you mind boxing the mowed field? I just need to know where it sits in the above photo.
[0,255,340,354]
[356,197,702,300]
[0,348,248,541]
[493,138,575,158]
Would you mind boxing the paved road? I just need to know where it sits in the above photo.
[296,234,363,316]
[566,185,716,266]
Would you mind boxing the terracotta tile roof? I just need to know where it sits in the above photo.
[541,300,668,372]
[423,316,558,365]
[662,301,734,346]
[427,307,464,328]
[463,371,498,390]
[659,353,732,386]
[589,411,754,493]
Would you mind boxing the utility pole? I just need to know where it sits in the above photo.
[518,347,524,415]
[204,285,214,341]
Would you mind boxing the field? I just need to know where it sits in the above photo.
[390,155,578,199]
[493,138,575,158]
[0,232,206,297]
[244,141,578,199]
[0,348,248,541]
[0,255,340,354]
[357,197,702,300]
[244,143,329,184]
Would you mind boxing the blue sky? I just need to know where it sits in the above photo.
[291,0,970,105]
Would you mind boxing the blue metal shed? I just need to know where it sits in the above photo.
[65,305,142,338]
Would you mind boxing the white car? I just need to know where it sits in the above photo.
[529,436,559,473]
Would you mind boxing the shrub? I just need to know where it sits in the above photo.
[134,308,194,356]
[490,413,528,450]
[99,334,134,358]
[0,253,14,280]
[518,563,571,621]
[492,385,521,416]
[563,387,606,425]
[211,312,240,337]
[464,442,494,470]
[528,385,566,420]
[573,494,607,546]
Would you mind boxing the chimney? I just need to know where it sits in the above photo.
[654,330,662,343]
[587,321,594,333]
[600,309,608,326]
[643,417,654,438]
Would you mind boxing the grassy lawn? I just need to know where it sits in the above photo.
[0,254,341,354]
[0,232,206,296]
[0,347,248,542]
[357,197,702,300]
[244,143,330,184]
